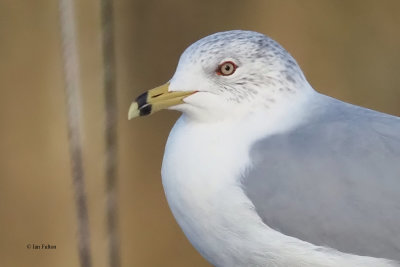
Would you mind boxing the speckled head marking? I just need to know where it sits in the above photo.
[129,30,314,122]
[176,30,307,91]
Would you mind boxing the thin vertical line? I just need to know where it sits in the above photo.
[100,0,120,266]
[58,0,92,266]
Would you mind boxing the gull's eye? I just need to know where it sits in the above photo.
[217,61,237,76]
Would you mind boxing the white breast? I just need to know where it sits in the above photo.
[161,115,265,266]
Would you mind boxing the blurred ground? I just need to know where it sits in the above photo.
[0,1,399,266]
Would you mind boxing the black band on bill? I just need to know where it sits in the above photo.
[136,91,148,108]
[139,104,152,116]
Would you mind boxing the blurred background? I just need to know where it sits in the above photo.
[0,0,399,266]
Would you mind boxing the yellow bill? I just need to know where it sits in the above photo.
[128,82,197,120]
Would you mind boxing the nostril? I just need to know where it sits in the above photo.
[153,93,163,98]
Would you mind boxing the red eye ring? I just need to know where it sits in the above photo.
[216,61,237,76]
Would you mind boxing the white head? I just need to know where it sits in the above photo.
[129,30,314,122]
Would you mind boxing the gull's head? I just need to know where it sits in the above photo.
[129,30,313,122]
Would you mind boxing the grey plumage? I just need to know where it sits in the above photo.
[244,93,400,261]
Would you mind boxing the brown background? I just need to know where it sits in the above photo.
[0,1,399,267]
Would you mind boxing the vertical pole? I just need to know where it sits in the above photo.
[58,0,92,266]
[100,0,120,267]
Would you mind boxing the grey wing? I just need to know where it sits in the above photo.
[243,96,400,261]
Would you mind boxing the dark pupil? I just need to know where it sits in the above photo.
[225,65,231,71]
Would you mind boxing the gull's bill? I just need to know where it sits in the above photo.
[128,82,197,120]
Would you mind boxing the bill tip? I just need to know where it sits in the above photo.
[128,102,140,120]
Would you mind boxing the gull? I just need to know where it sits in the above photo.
[128,30,400,267]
